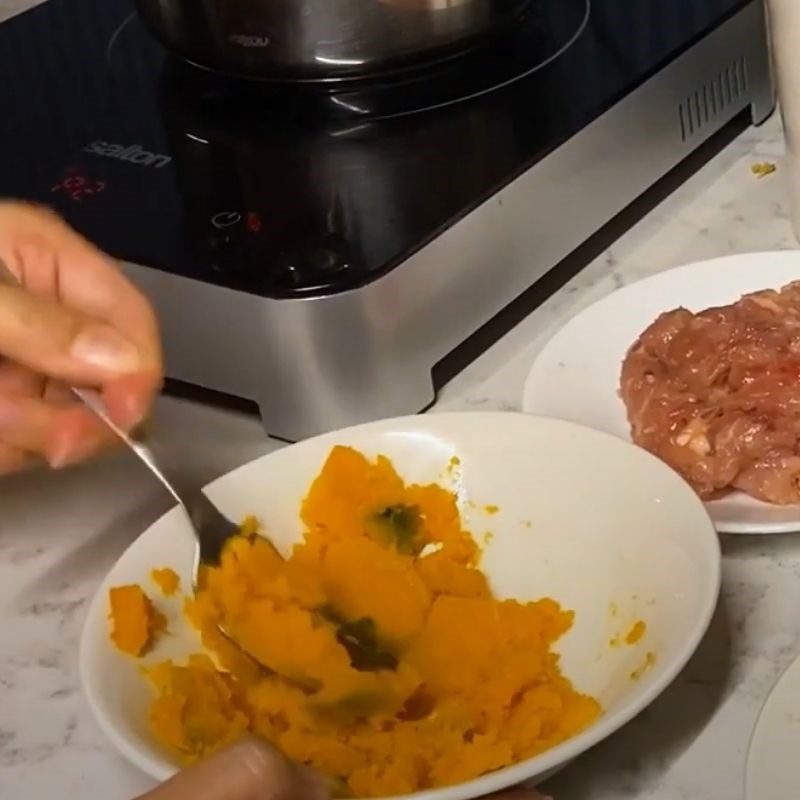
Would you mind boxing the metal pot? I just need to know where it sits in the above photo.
[135,0,531,81]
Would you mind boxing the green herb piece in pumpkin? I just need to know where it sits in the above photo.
[370,504,422,555]
[317,606,398,672]
[336,617,398,671]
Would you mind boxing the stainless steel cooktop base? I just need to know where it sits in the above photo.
[125,0,774,441]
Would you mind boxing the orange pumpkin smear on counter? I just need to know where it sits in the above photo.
[109,445,600,797]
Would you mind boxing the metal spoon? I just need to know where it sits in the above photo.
[82,390,327,694]
[81,389,325,690]
[76,389,243,578]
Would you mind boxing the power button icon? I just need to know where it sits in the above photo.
[211,211,241,229]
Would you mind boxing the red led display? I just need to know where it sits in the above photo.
[51,167,106,201]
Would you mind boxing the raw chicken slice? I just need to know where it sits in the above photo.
[620,281,800,504]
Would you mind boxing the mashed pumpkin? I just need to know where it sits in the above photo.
[110,445,600,797]
[108,585,165,657]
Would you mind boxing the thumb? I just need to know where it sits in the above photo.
[135,739,330,800]
[0,282,146,385]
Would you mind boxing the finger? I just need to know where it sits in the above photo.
[0,282,147,386]
[0,393,117,467]
[22,376,150,459]
[0,282,160,430]
[0,392,56,453]
[0,368,125,467]
[46,404,119,468]
[0,360,43,397]
[136,738,329,800]
[42,374,160,438]
[0,202,161,376]
[104,371,163,430]
[1,213,60,295]
[0,441,36,475]
[40,373,158,437]
[42,379,73,405]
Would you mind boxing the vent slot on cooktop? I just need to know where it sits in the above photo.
[679,55,749,142]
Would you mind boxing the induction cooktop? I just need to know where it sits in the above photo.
[0,0,774,440]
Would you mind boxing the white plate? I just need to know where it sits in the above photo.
[746,652,800,800]
[522,251,800,534]
[80,412,720,800]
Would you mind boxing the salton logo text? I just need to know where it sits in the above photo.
[229,34,270,47]
[83,141,172,169]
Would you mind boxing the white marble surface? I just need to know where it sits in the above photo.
[2,2,800,798]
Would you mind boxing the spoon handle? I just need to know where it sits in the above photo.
[73,385,187,503]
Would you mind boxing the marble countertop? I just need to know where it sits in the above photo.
[3,3,800,798]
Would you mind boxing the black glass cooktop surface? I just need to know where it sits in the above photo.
[0,0,749,298]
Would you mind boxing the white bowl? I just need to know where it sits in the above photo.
[80,412,720,800]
